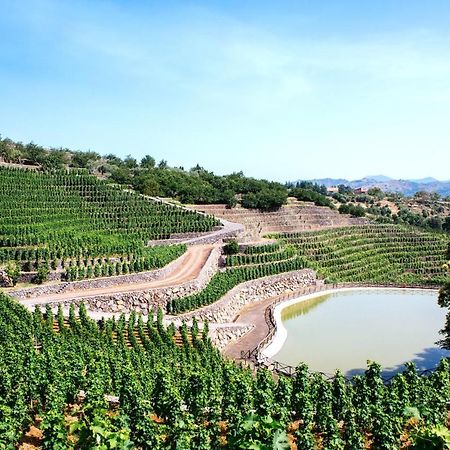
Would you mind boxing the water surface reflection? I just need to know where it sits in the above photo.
[274,289,450,376]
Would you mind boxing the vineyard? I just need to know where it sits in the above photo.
[276,224,449,285]
[169,224,448,314]
[168,256,308,314]
[1,166,450,448]
[225,245,296,267]
[0,167,218,283]
[0,292,449,449]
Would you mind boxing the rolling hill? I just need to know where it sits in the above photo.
[302,175,450,196]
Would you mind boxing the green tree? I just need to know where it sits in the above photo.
[70,151,100,168]
[24,142,46,165]
[427,216,443,231]
[241,188,287,211]
[133,171,161,196]
[223,240,239,255]
[4,262,20,286]
[110,166,132,185]
[41,151,67,170]
[124,154,138,169]
[443,216,450,233]
[140,155,156,168]
[0,137,21,162]
[34,264,50,284]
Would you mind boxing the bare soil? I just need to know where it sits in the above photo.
[24,245,215,304]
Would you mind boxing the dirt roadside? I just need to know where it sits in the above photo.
[21,245,215,305]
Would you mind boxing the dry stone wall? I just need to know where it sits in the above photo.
[27,247,221,314]
[209,324,253,350]
[17,270,71,284]
[174,269,317,323]
[12,250,189,300]
[189,200,368,241]
[149,219,244,246]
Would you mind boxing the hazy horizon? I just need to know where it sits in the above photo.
[1,1,449,181]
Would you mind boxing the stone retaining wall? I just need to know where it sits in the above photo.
[181,223,243,245]
[17,270,69,284]
[174,269,317,323]
[185,218,244,245]
[28,247,222,314]
[12,249,190,300]
[149,219,244,246]
[210,325,254,350]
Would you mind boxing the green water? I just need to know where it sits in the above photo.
[273,289,450,376]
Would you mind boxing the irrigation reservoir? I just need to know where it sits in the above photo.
[268,288,450,376]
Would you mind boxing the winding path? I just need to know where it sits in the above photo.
[19,245,214,306]
[223,296,275,360]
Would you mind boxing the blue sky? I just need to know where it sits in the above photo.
[1,0,449,181]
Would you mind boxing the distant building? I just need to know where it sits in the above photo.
[354,187,369,194]
[327,186,339,193]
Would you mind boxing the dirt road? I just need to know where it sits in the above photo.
[222,296,275,360]
[23,245,215,305]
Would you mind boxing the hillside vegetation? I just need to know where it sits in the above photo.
[277,224,448,285]
[1,293,449,449]
[329,186,450,233]
[3,135,450,226]
[169,224,448,314]
[0,136,288,210]
[0,167,217,284]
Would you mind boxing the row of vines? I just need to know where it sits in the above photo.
[170,224,448,314]
[64,245,186,281]
[168,257,309,314]
[0,167,218,283]
[277,224,448,285]
[225,246,296,267]
[0,293,448,449]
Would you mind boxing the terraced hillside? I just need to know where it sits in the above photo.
[190,198,366,241]
[0,167,219,284]
[168,224,448,314]
[2,293,450,449]
[278,224,449,284]
[49,305,201,349]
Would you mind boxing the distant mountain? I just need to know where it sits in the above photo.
[301,176,450,196]
[408,177,439,184]
[303,178,348,187]
[363,175,393,183]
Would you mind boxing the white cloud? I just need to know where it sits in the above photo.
[11,1,450,107]
[3,0,450,180]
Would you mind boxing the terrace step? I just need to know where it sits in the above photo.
[189,199,368,241]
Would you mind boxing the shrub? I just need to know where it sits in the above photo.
[241,188,287,211]
[291,188,334,208]
[339,203,366,217]
[34,264,50,284]
[5,262,20,286]
[224,240,240,255]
